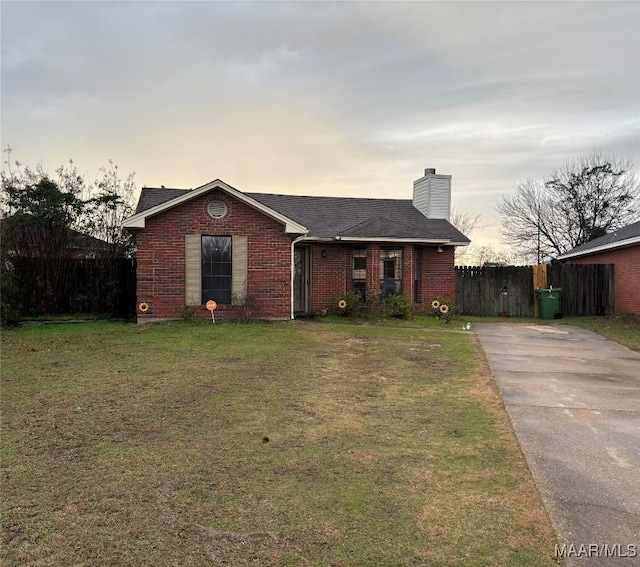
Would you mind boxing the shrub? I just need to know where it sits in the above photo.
[232,292,261,321]
[334,291,362,316]
[356,289,383,317]
[181,305,194,320]
[331,291,417,320]
[0,264,22,326]
[384,294,414,319]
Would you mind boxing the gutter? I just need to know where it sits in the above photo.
[301,236,470,246]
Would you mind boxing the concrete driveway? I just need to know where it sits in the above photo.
[475,323,640,566]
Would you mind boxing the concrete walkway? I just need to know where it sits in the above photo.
[475,323,640,566]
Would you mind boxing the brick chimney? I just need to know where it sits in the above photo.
[412,168,451,220]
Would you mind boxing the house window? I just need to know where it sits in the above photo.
[202,236,232,304]
[380,248,402,296]
[352,248,367,298]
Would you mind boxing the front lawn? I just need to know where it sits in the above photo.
[320,312,640,352]
[558,314,640,351]
[1,320,558,566]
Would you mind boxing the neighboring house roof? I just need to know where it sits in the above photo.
[126,181,470,245]
[1,214,111,252]
[557,220,640,260]
[69,229,112,251]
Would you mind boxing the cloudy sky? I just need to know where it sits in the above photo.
[2,1,639,246]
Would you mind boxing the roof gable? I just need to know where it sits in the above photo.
[123,180,307,234]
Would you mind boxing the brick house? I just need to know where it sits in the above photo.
[557,220,640,315]
[123,168,469,320]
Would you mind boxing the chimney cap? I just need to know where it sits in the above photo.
[424,168,436,175]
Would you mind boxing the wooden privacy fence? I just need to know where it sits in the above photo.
[455,266,534,316]
[548,263,614,317]
[7,257,137,319]
[455,264,614,317]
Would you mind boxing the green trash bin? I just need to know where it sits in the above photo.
[536,288,562,320]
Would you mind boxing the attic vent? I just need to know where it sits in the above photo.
[207,200,228,219]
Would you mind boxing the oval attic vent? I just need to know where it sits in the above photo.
[207,200,228,219]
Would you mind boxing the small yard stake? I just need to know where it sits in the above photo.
[206,300,217,324]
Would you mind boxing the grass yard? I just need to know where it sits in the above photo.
[1,320,559,566]
[322,312,640,352]
[559,313,640,351]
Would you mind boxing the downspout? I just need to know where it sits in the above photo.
[290,234,308,320]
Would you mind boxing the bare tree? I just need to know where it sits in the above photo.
[469,244,519,266]
[81,160,136,257]
[497,152,639,262]
[450,206,483,236]
[450,206,483,264]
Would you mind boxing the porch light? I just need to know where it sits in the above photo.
[321,249,327,258]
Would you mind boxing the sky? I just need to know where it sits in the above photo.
[2,1,639,248]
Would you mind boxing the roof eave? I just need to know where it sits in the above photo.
[122,180,308,234]
[301,236,470,245]
[557,236,640,260]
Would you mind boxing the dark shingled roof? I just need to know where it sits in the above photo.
[248,193,468,242]
[135,187,189,214]
[558,220,640,259]
[133,187,470,243]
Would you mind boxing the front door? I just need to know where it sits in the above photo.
[293,247,311,314]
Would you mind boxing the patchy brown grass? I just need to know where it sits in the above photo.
[2,320,560,566]
[560,314,640,351]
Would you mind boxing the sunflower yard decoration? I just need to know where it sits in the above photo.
[430,297,456,322]
[138,302,149,316]
[334,292,361,316]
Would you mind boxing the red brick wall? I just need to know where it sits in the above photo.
[309,243,348,312]
[566,245,640,315]
[421,246,456,303]
[135,189,294,320]
[306,243,456,313]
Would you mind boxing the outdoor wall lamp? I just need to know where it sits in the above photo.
[321,249,327,258]
[437,246,444,253]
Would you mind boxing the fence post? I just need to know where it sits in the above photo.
[532,264,547,317]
